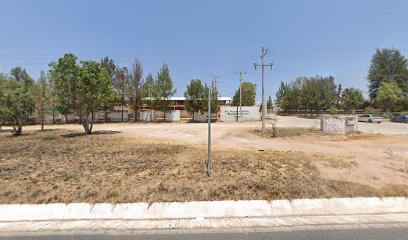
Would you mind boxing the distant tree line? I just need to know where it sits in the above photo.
[276,48,408,114]
[0,53,177,135]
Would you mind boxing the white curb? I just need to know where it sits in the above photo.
[1,197,408,222]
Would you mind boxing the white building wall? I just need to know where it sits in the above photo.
[220,106,261,122]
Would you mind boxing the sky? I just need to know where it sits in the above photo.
[0,0,407,101]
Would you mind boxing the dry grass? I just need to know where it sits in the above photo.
[0,129,407,204]
[251,127,321,138]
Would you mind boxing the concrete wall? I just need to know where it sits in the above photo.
[321,116,358,134]
[220,106,261,122]
[193,112,217,122]
[165,110,180,122]
[139,110,155,122]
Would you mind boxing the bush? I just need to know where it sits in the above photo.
[329,106,338,115]
[364,107,381,115]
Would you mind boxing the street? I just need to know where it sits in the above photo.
[2,227,408,240]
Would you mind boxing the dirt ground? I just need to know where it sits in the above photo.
[1,116,407,203]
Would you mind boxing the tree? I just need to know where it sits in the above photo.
[0,74,8,130]
[127,59,145,122]
[231,81,256,106]
[100,57,117,122]
[367,48,408,100]
[376,82,404,113]
[341,88,364,114]
[276,81,301,112]
[0,78,35,135]
[203,83,218,114]
[49,54,114,134]
[267,96,273,110]
[156,63,176,118]
[184,79,205,118]
[32,71,51,130]
[143,73,158,120]
[115,67,129,122]
[10,66,34,88]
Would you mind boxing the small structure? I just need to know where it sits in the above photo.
[320,116,358,134]
[165,110,181,122]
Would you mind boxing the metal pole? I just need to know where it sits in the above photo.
[261,47,266,134]
[239,72,243,122]
[207,83,212,178]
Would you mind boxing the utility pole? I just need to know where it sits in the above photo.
[235,72,246,122]
[208,75,219,178]
[254,47,273,134]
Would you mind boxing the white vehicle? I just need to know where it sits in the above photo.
[358,114,384,123]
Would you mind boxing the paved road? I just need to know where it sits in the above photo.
[2,227,408,240]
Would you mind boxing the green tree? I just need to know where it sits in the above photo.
[32,71,51,130]
[376,82,404,112]
[10,66,34,88]
[267,96,273,110]
[341,88,364,114]
[231,81,256,106]
[0,74,8,130]
[115,66,129,122]
[127,59,145,122]
[276,82,300,112]
[203,83,218,114]
[0,78,35,135]
[367,48,408,100]
[142,73,158,120]
[156,63,176,118]
[184,79,205,118]
[100,57,117,122]
[50,54,114,134]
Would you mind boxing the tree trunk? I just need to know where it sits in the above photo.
[82,114,92,134]
[52,109,55,124]
[352,108,356,115]
[41,108,45,131]
[121,104,124,122]
[133,102,137,123]
[105,111,108,123]
[13,125,22,136]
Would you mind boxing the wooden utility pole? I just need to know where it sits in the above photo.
[254,47,273,134]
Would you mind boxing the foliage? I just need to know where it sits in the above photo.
[114,66,129,121]
[329,106,338,115]
[202,83,219,113]
[10,66,34,88]
[231,81,256,106]
[375,82,404,112]
[127,59,145,121]
[276,76,337,114]
[49,53,114,134]
[143,73,158,108]
[184,79,205,116]
[367,48,408,100]
[267,96,273,109]
[156,63,176,116]
[276,81,301,111]
[100,57,117,119]
[341,88,364,113]
[0,78,35,135]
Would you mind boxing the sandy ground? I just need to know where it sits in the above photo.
[3,116,408,190]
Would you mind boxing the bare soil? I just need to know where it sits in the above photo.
[1,129,407,204]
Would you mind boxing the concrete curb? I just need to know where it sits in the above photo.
[1,197,408,222]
